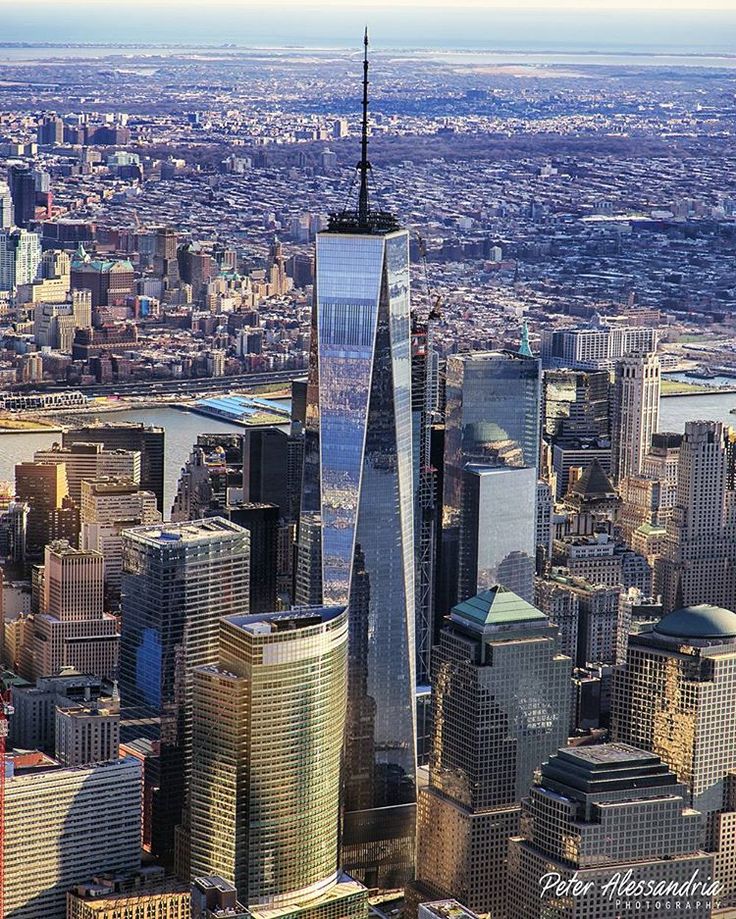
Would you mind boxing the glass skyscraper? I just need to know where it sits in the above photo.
[440,349,541,613]
[189,606,367,919]
[305,223,417,890]
[443,350,541,528]
[294,32,417,888]
[458,464,537,604]
[119,517,250,862]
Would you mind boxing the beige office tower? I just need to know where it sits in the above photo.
[611,351,660,482]
[189,607,367,919]
[411,587,571,919]
[611,603,736,906]
[535,572,621,668]
[80,477,161,599]
[619,432,681,542]
[29,541,118,679]
[15,460,80,558]
[44,539,104,618]
[55,700,120,766]
[34,442,141,506]
[507,744,715,919]
[4,754,142,919]
[72,287,93,329]
[658,421,736,613]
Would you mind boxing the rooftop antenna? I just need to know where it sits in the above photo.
[327,30,398,234]
[357,27,371,227]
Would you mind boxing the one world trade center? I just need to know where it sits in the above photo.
[298,31,417,891]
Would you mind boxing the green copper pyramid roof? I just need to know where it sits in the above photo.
[452,585,546,629]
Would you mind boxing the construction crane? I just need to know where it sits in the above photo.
[0,688,13,919]
[415,232,443,321]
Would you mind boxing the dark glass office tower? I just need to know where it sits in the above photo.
[119,518,250,863]
[299,33,417,891]
[440,350,541,613]
[227,502,279,614]
[8,163,36,228]
[412,319,440,688]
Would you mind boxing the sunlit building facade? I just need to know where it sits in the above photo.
[189,607,366,919]
[300,220,418,888]
[611,351,661,482]
[611,603,736,904]
[4,755,141,919]
[508,744,714,918]
[658,421,736,613]
[412,587,571,918]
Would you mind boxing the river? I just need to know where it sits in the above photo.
[0,391,732,518]
[0,407,244,517]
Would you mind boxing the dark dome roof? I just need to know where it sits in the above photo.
[654,604,736,640]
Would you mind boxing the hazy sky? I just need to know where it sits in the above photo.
[6,1,736,51]
[14,0,736,8]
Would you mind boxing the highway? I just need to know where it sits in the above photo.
[5,369,308,400]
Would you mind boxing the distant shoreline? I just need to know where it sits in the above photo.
[0,424,63,435]
[661,387,736,399]
[0,42,734,60]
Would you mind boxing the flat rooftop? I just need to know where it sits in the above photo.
[419,901,480,919]
[125,517,246,544]
[561,743,656,767]
[225,605,346,635]
[193,394,290,425]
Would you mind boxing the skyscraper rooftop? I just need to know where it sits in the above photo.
[450,585,547,632]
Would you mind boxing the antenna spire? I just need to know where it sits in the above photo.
[327,29,399,234]
[358,27,370,227]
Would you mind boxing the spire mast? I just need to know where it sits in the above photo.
[357,27,370,227]
[327,28,398,234]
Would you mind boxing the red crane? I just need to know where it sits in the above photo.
[0,688,13,919]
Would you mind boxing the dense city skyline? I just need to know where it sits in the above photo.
[0,8,735,919]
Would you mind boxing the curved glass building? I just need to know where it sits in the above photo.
[188,606,365,919]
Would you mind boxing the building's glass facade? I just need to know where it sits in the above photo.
[542,368,610,440]
[440,350,540,613]
[189,607,353,913]
[306,228,417,889]
[119,518,250,861]
[459,464,537,604]
[443,350,541,529]
[412,321,439,687]
[412,587,571,918]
